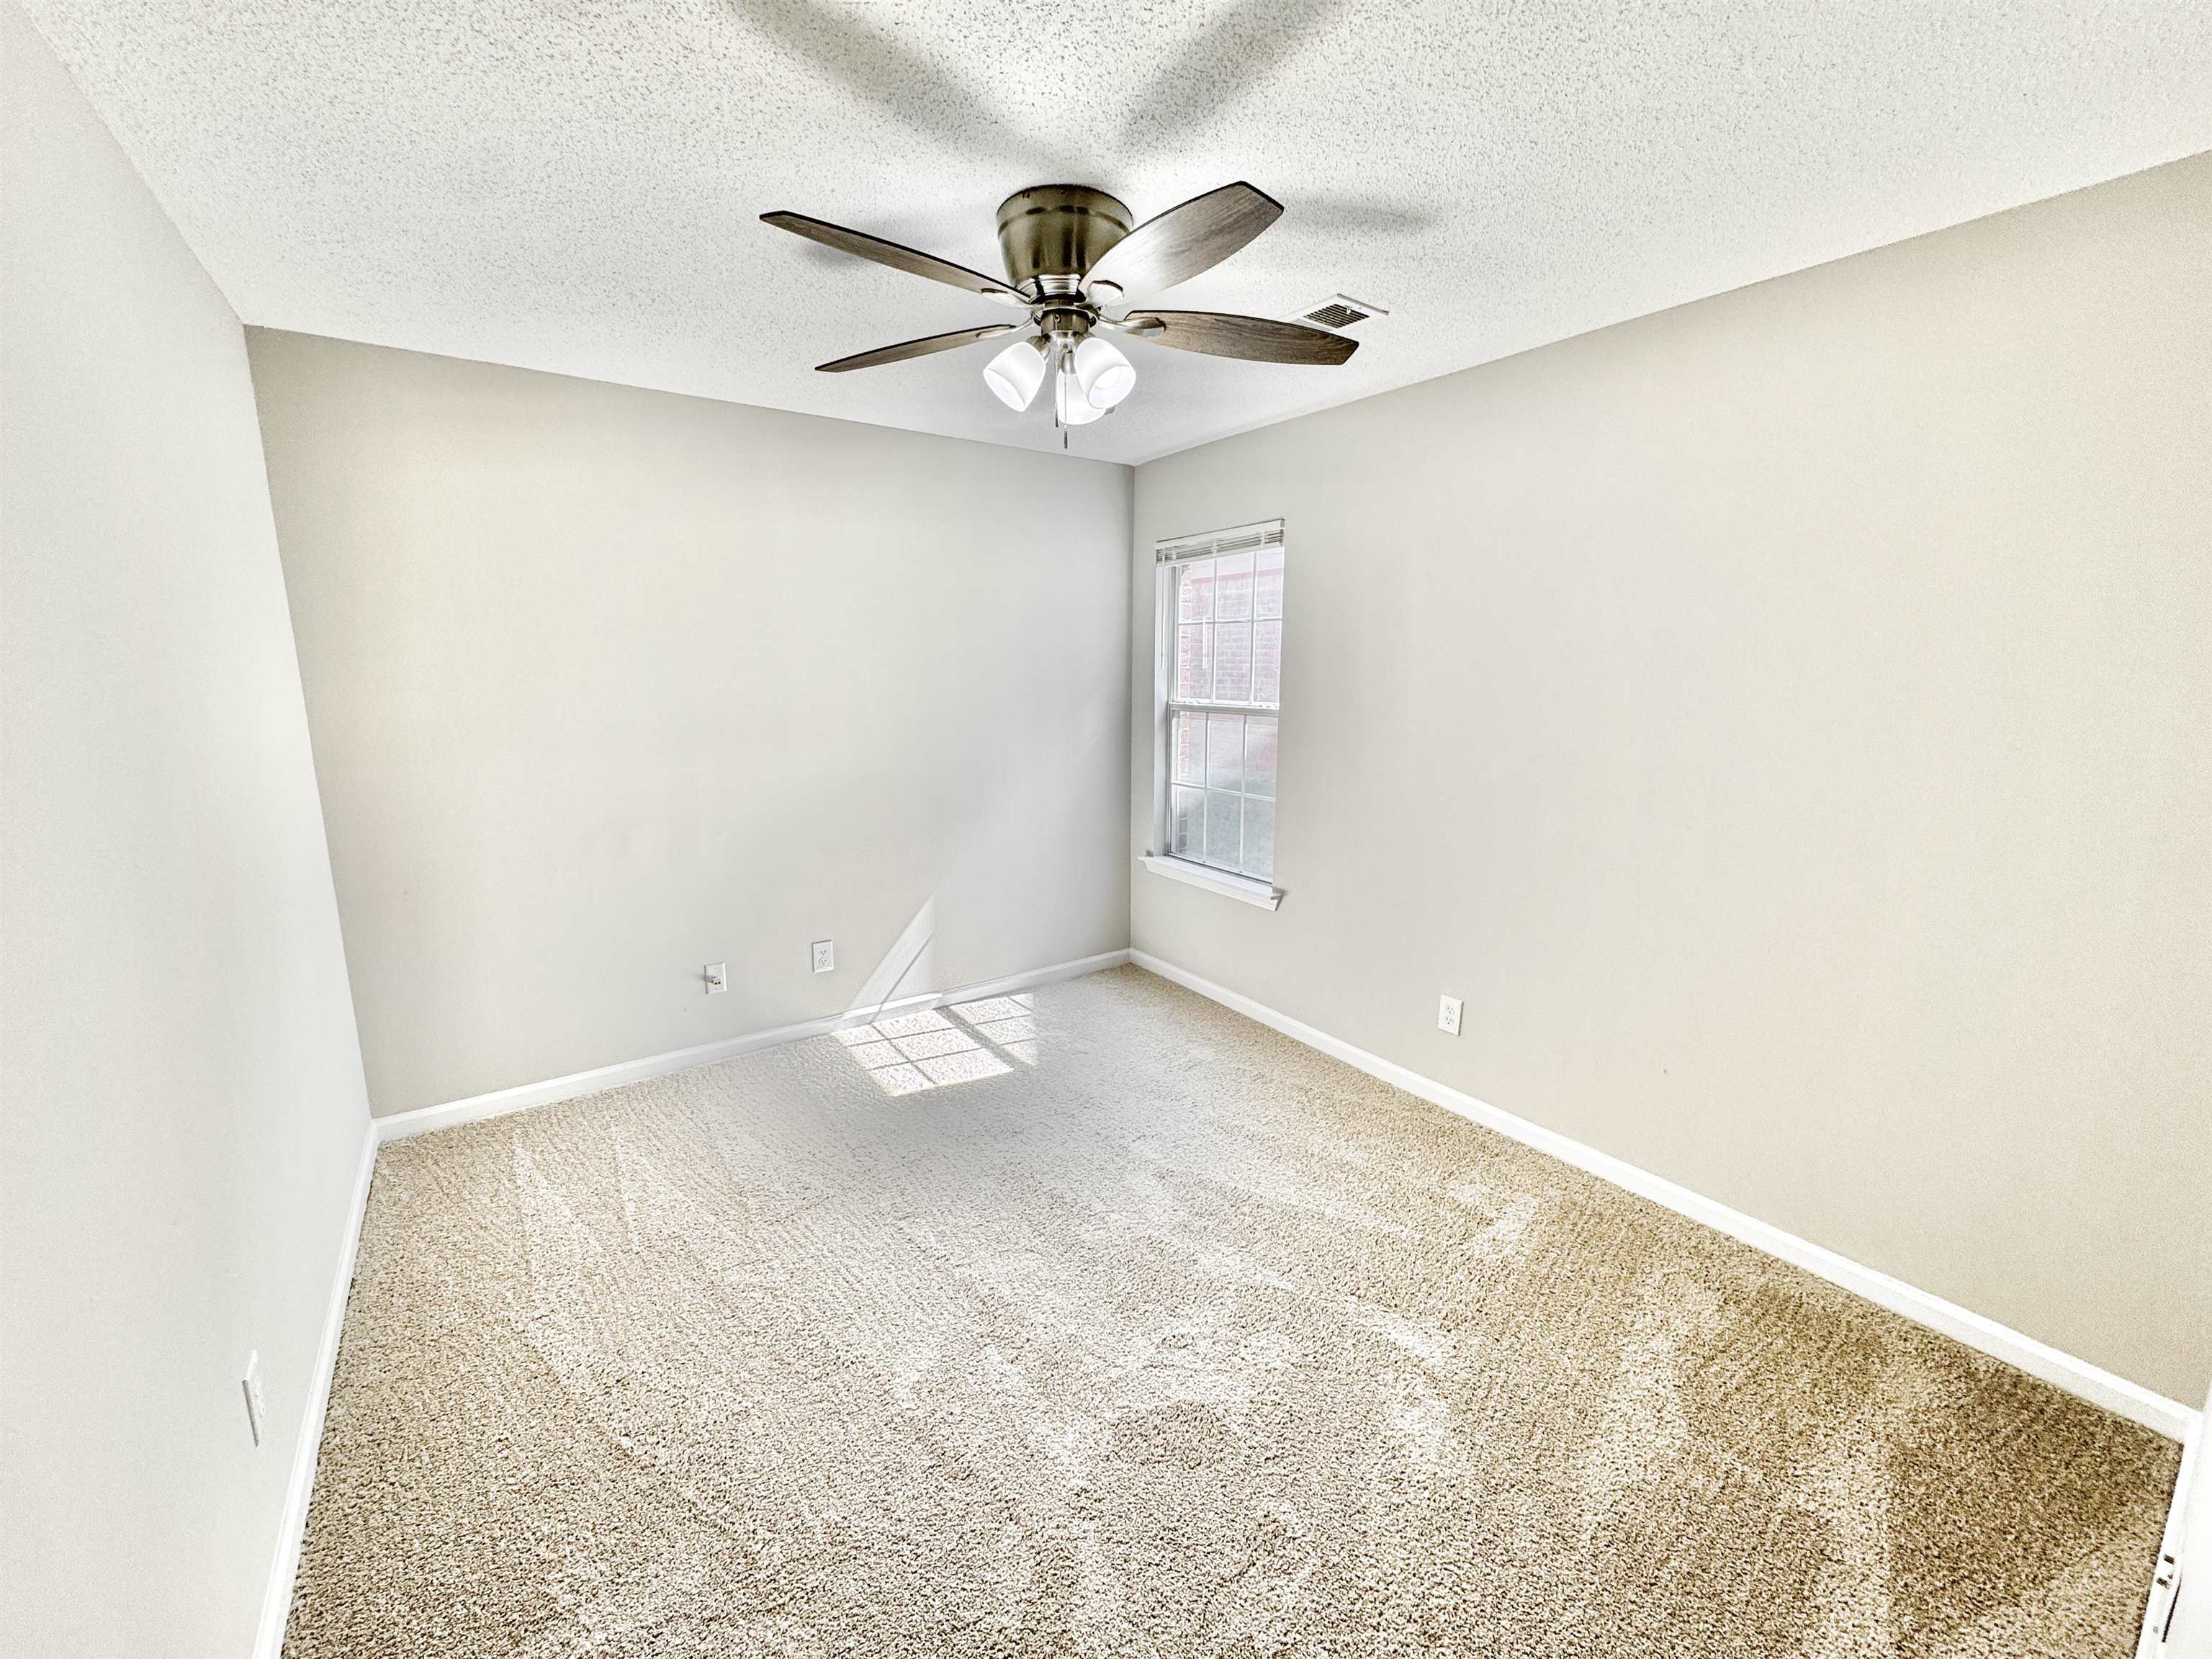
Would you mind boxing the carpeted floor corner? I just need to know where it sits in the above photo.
[284,966,2177,1658]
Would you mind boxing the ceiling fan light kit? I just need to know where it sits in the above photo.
[763,181,1359,439]
[1074,336,1136,409]
[1053,369,1106,426]
[983,337,1048,410]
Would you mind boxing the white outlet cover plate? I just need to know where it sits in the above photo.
[704,962,727,994]
[811,940,835,974]
[1439,995,1463,1036]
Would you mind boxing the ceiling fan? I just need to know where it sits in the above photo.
[760,183,1357,433]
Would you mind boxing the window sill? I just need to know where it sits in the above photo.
[1141,855,1284,911]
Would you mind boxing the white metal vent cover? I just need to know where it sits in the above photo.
[1295,293,1390,332]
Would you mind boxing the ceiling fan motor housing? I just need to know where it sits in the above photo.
[995,186,1131,293]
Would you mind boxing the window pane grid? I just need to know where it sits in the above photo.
[1165,542,1283,882]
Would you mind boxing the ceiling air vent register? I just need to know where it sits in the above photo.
[1296,294,1389,332]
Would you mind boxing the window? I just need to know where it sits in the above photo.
[1158,521,1284,886]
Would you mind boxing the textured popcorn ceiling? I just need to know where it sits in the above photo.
[25,1,2212,464]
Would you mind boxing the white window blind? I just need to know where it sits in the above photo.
[1158,521,1284,883]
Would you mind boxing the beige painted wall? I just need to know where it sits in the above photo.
[248,331,1132,1118]
[1130,156,2211,1402]
[1,12,373,1655]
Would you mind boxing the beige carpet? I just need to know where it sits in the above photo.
[287,966,2177,1658]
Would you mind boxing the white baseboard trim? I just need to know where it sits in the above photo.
[372,948,1135,1146]
[254,1115,377,1659]
[1129,949,2198,1444]
[2140,1406,2202,1655]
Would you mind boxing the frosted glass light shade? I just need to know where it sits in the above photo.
[1074,336,1136,408]
[1055,368,1105,426]
[983,338,1047,410]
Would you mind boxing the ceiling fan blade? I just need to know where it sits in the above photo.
[762,211,1028,307]
[1121,310,1357,366]
[1082,182,1282,298]
[816,324,1021,374]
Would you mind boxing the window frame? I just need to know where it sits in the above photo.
[1147,520,1287,909]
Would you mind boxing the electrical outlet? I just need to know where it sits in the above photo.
[703,961,727,995]
[1438,995,1463,1037]
[241,1351,266,1447]
[811,940,835,975]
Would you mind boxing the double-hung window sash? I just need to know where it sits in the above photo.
[1159,521,1284,883]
